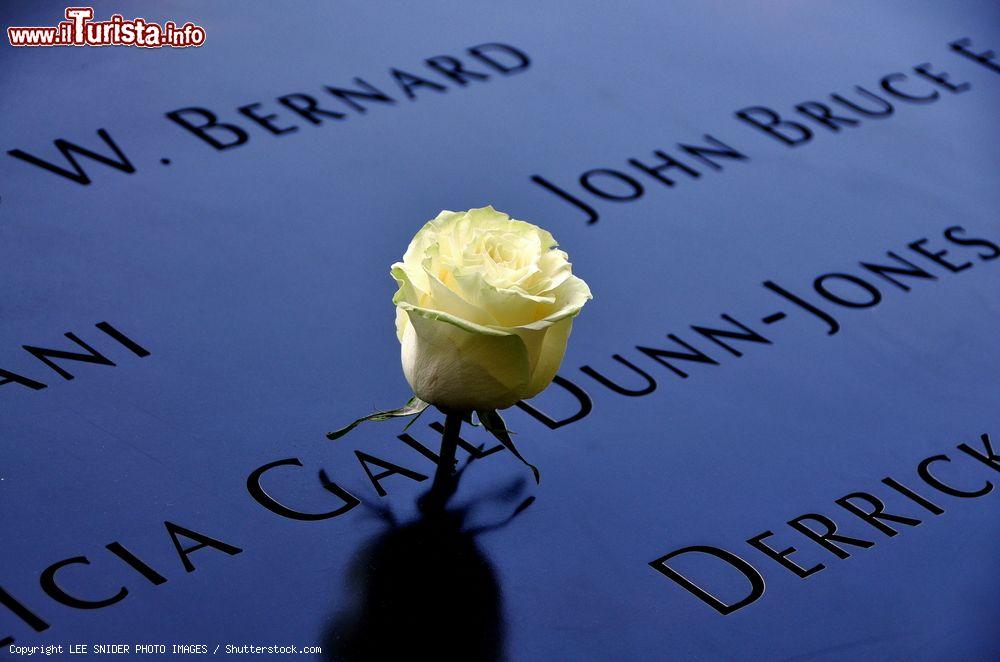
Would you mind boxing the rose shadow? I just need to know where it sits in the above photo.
[321,457,535,661]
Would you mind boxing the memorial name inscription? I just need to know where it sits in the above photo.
[650,433,999,615]
[248,225,999,509]
[2,222,994,645]
[532,37,999,224]
[2,31,997,650]
[5,41,532,186]
[0,322,150,394]
[6,37,996,196]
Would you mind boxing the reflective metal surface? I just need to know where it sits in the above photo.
[1,1,998,659]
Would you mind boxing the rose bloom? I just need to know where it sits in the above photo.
[392,206,592,412]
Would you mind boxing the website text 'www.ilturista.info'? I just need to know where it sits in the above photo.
[7,7,205,48]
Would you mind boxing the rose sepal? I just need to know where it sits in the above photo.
[476,409,540,484]
[326,396,430,440]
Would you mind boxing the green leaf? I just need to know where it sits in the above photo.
[477,409,540,484]
[326,396,430,440]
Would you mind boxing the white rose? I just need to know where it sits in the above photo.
[391,206,592,412]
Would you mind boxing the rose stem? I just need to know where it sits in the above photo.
[429,411,462,497]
